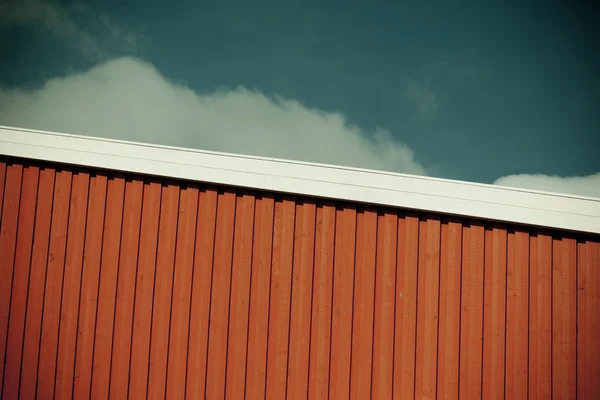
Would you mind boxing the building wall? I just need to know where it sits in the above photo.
[0,157,599,399]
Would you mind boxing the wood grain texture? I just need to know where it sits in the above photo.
[2,165,38,400]
[286,200,316,399]
[329,205,356,400]
[19,167,56,400]
[90,175,125,400]
[128,179,161,399]
[244,195,274,399]
[225,192,255,400]
[37,168,72,399]
[505,229,529,399]
[371,210,397,399]
[165,185,198,399]
[350,207,377,400]
[147,183,179,400]
[2,156,599,399]
[109,179,144,399]
[529,233,552,399]
[54,171,89,400]
[0,163,22,393]
[264,197,295,400]
[72,173,107,400]
[436,219,462,400]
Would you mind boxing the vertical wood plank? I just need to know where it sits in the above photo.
[552,237,577,400]
[329,205,356,399]
[308,203,336,400]
[128,180,161,399]
[37,169,71,399]
[244,195,275,399]
[90,176,125,399]
[436,219,462,400]
[147,183,180,400]
[2,166,38,399]
[286,200,316,399]
[185,187,218,399]
[415,217,441,400]
[482,226,507,400]
[371,211,396,399]
[577,240,600,399]
[458,222,485,400]
[205,190,237,399]
[108,179,144,399]
[225,192,255,399]
[165,185,198,399]
[393,213,419,399]
[0,163,23,392]
[528,233,552,399]
[505,229,529,399]
[19,167,55,400]
[54,171,90,400]
[72,173,107,400]
[5,158,599,400]
[349,207,378,400]
[264,197,295,399]
[0,162,6,228]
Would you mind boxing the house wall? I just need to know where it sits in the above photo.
[0,157,599,399]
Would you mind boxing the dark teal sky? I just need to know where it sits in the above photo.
[1,0,599,188]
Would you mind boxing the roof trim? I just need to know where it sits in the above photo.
[1,125,599,234]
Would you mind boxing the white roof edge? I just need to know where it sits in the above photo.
[1,125,599,235]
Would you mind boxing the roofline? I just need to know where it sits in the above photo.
[1,125,599,234]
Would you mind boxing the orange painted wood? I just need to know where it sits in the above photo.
[371,210,396,399]
[18,167,55,400]
[90,176,125,399]
[1,156,599,400]
[147,183,180,399]
[265,197,295,399]
[205,190,237,399]
[72,173,107,400]
[416,217,441,400]
[165,185,198,399]
[578,239,600,399]
[244,194,274,399]
[286,200,316,399]
[482,226,507,400]
[459,222,485,400]
[185,187,218,399]
[552,236,577,399]
[329,205,357,399]
[54,171,90,400]
[393,213,419,399]
[129,180,161,399]
[436,219,462,400]
[109,178,144,399]
[2,165,38,400]
[350,207,377,400]
[225,192,255,399]
[505,229,529,399]
[0,162,6,226]
[307,203,335,400]
[0,163,23,393]
[529,233,552,399]
[37,169,72,399]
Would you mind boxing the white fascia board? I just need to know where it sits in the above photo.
[1,125,599,235]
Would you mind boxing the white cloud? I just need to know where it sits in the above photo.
[0,0,137,61]
[494,173,600,198]
[0,57,426,175]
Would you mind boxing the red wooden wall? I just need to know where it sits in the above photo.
[0,158,599,399]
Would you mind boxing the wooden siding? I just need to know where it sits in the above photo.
[0,157,599,400]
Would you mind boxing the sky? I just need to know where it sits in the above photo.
[1,0,599,197]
